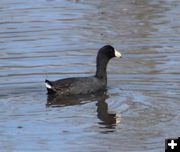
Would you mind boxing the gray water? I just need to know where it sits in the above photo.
[0,0,180,151]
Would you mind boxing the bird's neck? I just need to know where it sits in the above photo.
[95,56,109,82]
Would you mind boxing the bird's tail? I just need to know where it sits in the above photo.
[45,80,52,89]
[45,80,55,94]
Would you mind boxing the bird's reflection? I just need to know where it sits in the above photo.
[46,92,120,129]
[97,99,120,129]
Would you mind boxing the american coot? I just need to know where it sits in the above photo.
[45,45,122,95]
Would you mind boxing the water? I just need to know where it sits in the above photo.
[0,0,180,151]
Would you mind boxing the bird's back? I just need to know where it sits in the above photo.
[45,76,106,95]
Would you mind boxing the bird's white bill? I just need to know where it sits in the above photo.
[114,49,122,58]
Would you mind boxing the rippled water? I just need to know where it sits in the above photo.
[0,0,180,151]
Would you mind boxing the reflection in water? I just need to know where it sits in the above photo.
[97,100,120,129]
[46,92,120,129]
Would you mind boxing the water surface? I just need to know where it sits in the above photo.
[0,0,180,151]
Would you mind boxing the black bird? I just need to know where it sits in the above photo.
[45,45,122,95]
